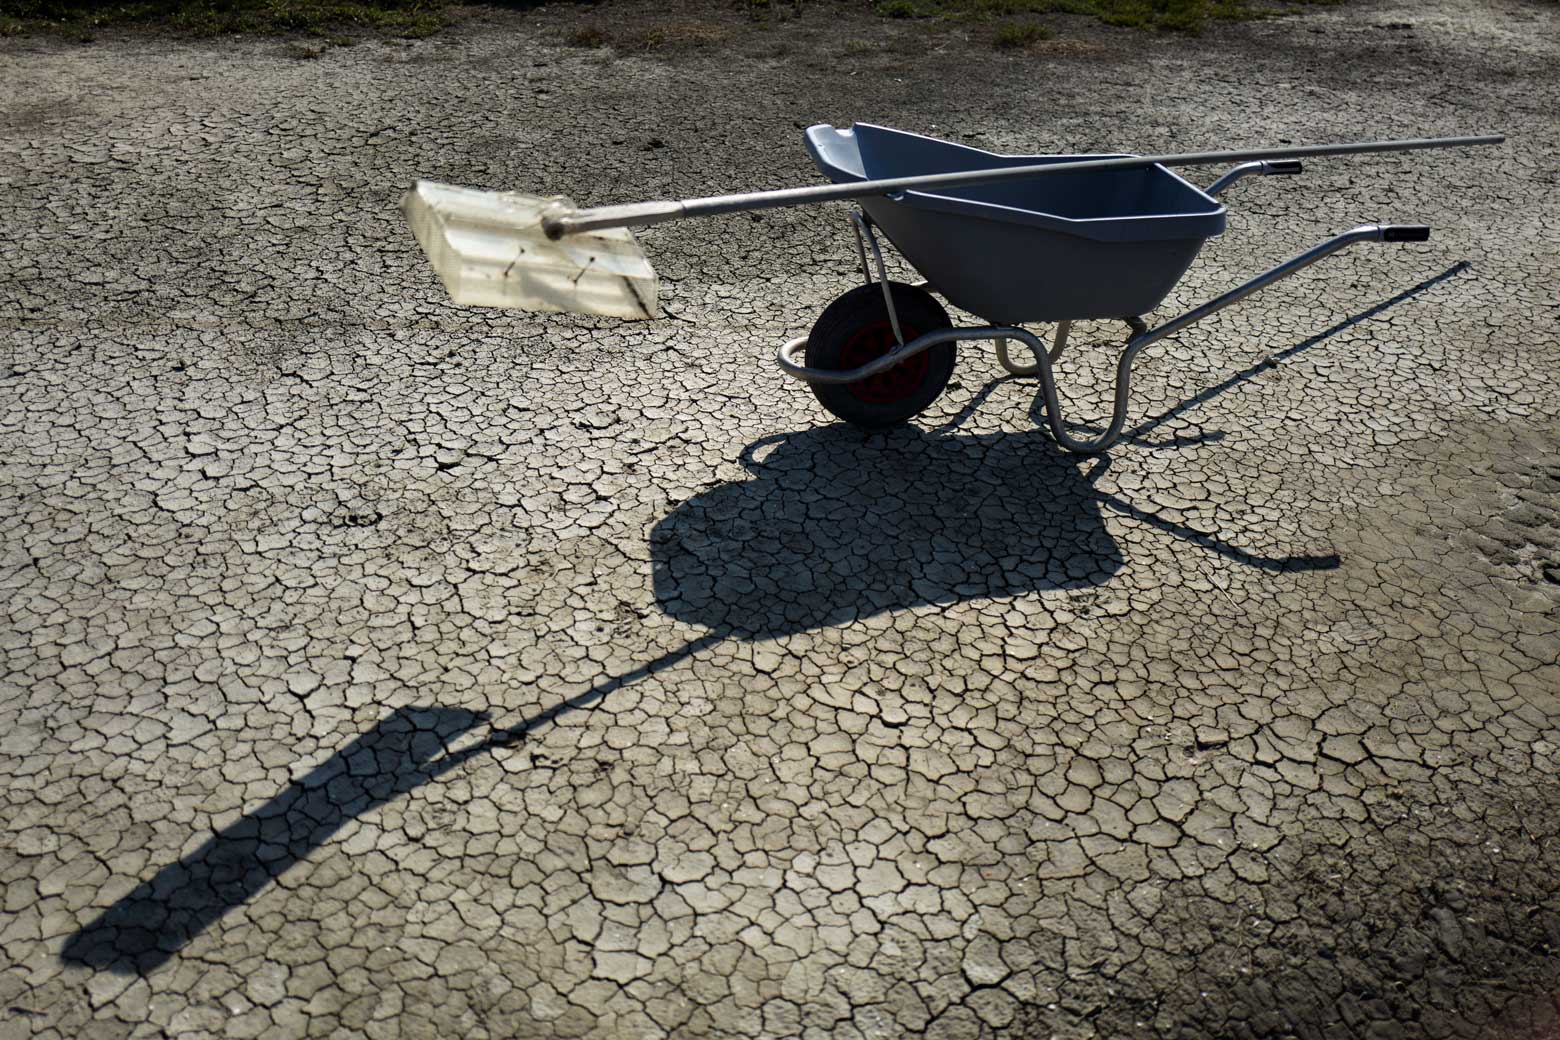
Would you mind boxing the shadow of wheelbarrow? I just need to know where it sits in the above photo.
[651,422,1337,639]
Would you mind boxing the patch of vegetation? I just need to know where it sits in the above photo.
[625,21,728,49]
[562,18,729,52]
[869,0,1339,32]
[741,0,804,21]
[0,0,444,38]
[992,18,1049,45]
[565,22,606,46]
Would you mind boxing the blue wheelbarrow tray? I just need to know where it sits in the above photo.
[805,123,1228,325]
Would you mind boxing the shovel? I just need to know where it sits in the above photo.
[401,131,1502,321]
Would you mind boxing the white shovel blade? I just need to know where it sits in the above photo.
[402,180,659,320]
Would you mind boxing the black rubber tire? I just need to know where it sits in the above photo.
[804,282,956,430]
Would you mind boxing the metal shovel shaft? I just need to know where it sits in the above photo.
[541,133,1503,239]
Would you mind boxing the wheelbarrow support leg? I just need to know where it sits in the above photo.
[850,211,910,346]
[996,321,1070,375]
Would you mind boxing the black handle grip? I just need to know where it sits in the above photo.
[1382,225,1431,242]
[1266,160,1303,175]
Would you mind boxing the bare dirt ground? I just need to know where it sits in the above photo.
[2,0,1558,1037]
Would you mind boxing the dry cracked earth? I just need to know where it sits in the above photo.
[2,0,1559,1037]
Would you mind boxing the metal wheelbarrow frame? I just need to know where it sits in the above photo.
[776,124,1432,453]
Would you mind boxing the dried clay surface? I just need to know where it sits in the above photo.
[1,0,1557,1037]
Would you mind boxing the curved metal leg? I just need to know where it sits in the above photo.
[996,321,1070,376]
[1050,321,1071,363]
[1032,320,1148,454]
[994,337,1023,374]
[987,323,1151,453]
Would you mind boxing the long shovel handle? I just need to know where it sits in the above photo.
[542,133,1503,239]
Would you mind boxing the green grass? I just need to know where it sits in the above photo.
[992,18,1049,45]
[873,0,1337,32]
[0,0,445,39]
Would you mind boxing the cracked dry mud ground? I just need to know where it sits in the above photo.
[2,0,1558,1036]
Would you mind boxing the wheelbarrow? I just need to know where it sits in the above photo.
[402,124,1501,452]
[779,123,1462,450]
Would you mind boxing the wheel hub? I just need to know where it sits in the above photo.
[838,321,928,405]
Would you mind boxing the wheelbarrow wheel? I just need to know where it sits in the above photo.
[804,282,955,430]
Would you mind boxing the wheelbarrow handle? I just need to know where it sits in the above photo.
[1206,159,1304,196]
